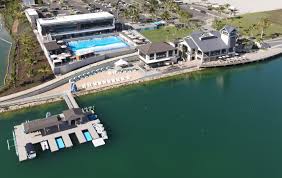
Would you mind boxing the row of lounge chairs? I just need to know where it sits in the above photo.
[109,68,138,75]
[203,56,249,67]
[80,76,131,89]
[70,66,112,83]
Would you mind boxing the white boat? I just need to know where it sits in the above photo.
[40,140,49,151]
[101,131,108,139]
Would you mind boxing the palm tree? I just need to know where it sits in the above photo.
[147,0,159,17]
[25,56,34,66]
[257,18,271,40]
[213,19,225,30]
[161,11,171,21]
[179,10,191,28]
[248,24,257,37]
[9,72,17,88]
[130,5,140,23]
[26,68,34,83]
[224,3,231,9]
[123,9,131,20]
[38,65,51,81]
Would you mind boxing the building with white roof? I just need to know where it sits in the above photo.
[36,12,115,41]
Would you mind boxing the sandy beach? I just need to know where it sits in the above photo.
[184,0,282,14]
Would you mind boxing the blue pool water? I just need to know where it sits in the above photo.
[55,138,65,149]
[68,36,129,55]
[83,131,92,141]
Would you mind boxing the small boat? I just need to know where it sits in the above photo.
[40,140,49,151]
[46,112,51,118]
[101,131,108,139]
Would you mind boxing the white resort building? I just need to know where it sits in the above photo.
[137,42,179,67]
[180,26,238,63]
[25,8,38,28]
[36,12,115,41]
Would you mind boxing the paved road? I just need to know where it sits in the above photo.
[265,38,282,48]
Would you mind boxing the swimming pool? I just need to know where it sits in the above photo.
[68,36,129,55]
[83,131,92,142]
[55,137,65,149]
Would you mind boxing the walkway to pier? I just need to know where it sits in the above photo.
[63,92,79,109]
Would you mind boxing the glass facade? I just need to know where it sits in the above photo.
[156,52,167,59]
[40,18,114,36]
[149,54,155,60]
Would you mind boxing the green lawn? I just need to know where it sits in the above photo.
[141,26,193,42]
[215,9,282,39]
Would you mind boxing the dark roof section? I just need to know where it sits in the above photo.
[24,115,60,133]
[189,31,229,52]
[138,42,176,55]
[23,108,88,134]
[63,108,85,121]
[184,37,197,49]
[44,41,61,51]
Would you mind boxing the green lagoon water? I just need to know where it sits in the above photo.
[1,56,282,178]
[0,18,12,86]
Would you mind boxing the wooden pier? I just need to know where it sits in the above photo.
[13,92,107,162]
[14,118,102,161]
[63,92,79,109]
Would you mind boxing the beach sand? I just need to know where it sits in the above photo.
[184,0,282,14]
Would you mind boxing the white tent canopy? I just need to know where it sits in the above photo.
[114,59,128,67]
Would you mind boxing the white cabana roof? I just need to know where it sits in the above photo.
[37,12,114,26]
[53,59,62,63]
[114,59,128,67]
[50,54,58,59]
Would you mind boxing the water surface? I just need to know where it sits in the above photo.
[1,57,282,178]
[0,17,12,86]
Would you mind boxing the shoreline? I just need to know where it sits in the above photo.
[0,66,203,113]
[1,48,282,114]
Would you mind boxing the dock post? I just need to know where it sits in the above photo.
[7,140,10,150]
